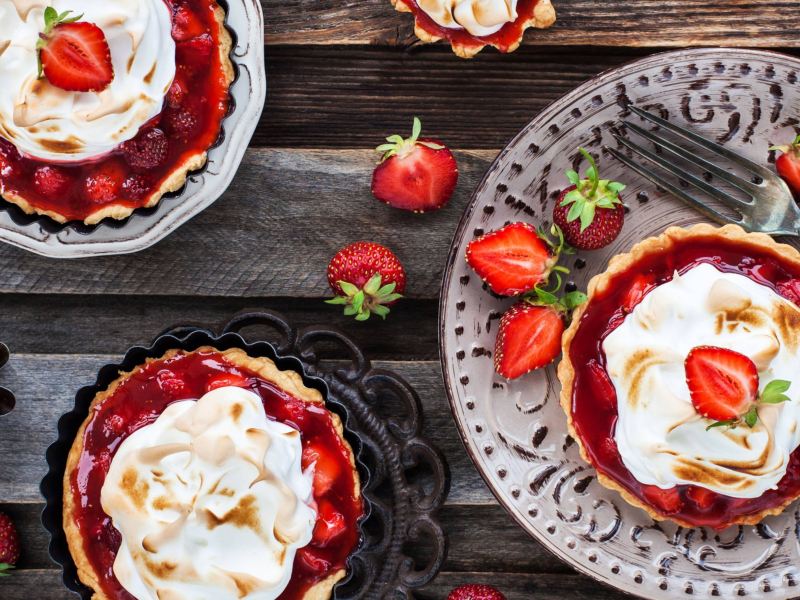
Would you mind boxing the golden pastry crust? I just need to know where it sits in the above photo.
[391,0,556,58]
[2,4,235,226]
[558,223,800,528]
[64,347,359,600]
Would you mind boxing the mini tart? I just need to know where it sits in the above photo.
[391,0,556,58]
[63,347,362,600]
[0,1,235,225]
[558,224,800,529]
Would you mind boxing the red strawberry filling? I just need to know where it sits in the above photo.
[569,236,800,528]
[70,351,363,599]
[0,0,230,223]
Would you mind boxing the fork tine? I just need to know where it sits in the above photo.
[628,106,777,181]
[623,120,760,196]
[612,133,751,210]
[605,146,744,227]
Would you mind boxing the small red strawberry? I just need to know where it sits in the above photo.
[553,148,626,250]
[155,370,188,400]
[686,485,715,510]
[164,107,201,143]
[622,273,656,313]
[586,359,617,411]
[447,584,506,600]
[771,134,800,199]
[685,346,791,429]
[171,4,205,41]
[312,499,346,546]
[121,175,151,201]
[326,241,405,320]
[466,223,565,296]
[83,162,124,204]
[120,128,169,171]
[33,165,72,198]
[37,8,114,93]
[641,485,683,514]
[371,117,458,212]
[0,512,19,576]
[494,289,585,380]
[176,34,214,69]
[166,74,189,108]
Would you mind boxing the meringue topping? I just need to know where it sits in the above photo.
[416,0,518,37]
[0,0,175,162]
[604,263,800,498]
[101,386,317,600]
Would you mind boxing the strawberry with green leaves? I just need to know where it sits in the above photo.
[553,148,626,250]
[326,241,405,321]
[772,134,800,199]
[684,346,791,430]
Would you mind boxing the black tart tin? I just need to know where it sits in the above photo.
[41,311,449,599]
[0,343,14,416]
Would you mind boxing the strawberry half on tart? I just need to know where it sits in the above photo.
[391,0,556,58]
[0,0,234,224]
[63,348,363,599]
[558,224,800,529]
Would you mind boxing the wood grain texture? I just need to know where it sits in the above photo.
[0,355,491,505]
[263,0,800,48]
[0,149,494,299]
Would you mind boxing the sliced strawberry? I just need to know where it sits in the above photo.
[83,162,124,204]
[205,373,249,392]
[303,440,342,497]
[641,485,683,514]
[371,117,458,212]
[585,360,617,411]
[296,547,331,574]
[312,499,346,546]
[494,303,564,379]
[685,485,716,510]
[176,34,214,69]
[622,274,655,313]
[466,223,558,296]
[38,10,113,93]
[121,175,151,201]
[120,128,168,171]
[171,4,206,41]
[33,165,72,198]
[685,346,758,422]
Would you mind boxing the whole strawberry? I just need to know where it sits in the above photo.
[0,512,19,576]
[553,148,626,250]
[448,584,506,600]
[371,117,458,212]
[326,241,405,320]
[771,134,800,199]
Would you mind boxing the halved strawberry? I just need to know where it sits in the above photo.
[685,346,758,422]
[312,499,346,546]
[205,373,249,393]
[685,486,715,510]
[302,441,342,497]
[371,117,458,212]
[641,485,683,514]
[585,360,617,411]
[622,273,655,313]
[494,303,564,379]
[466,223,562,296]
[37,9,114,93]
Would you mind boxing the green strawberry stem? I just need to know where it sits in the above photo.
[561,147,626,233]
[706,378,792,430]
[770,134,800,154]
[0,563,14,577]
[325,273,403,321]
[36,7,83,78]
[375,117,444,163]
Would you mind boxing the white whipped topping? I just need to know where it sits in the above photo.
[101,387,317,600]
[0,0,175,162]
[416,0,518,37]
[604,263,800,499]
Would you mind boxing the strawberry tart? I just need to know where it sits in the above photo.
[0,0,234,224]
[63,347,363,599]
[390,0,556,58]
[559,224,800,529]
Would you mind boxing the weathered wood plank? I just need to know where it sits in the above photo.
[256,46,647,148]
[0,149,494,298]
[0,356,491,505]
[262,0,800,48]
[0,296,439,360]
[0,570,628,599]
[3,501,573,574]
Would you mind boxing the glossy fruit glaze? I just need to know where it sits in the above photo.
[404,0,542,53]
[0,0,230,223]
[568,235,800,529]
[69,350,363,599]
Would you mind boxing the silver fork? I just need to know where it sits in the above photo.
[606,106,800,237]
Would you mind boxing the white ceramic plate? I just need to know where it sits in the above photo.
[440,48,800,600]
[0,0,266,258]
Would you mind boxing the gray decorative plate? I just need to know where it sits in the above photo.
[0,0,265,258]
[440,48,800,600]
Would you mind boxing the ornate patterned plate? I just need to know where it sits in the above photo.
[440,48,800,600]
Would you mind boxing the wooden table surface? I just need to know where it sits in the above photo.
[1,2,799,598]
